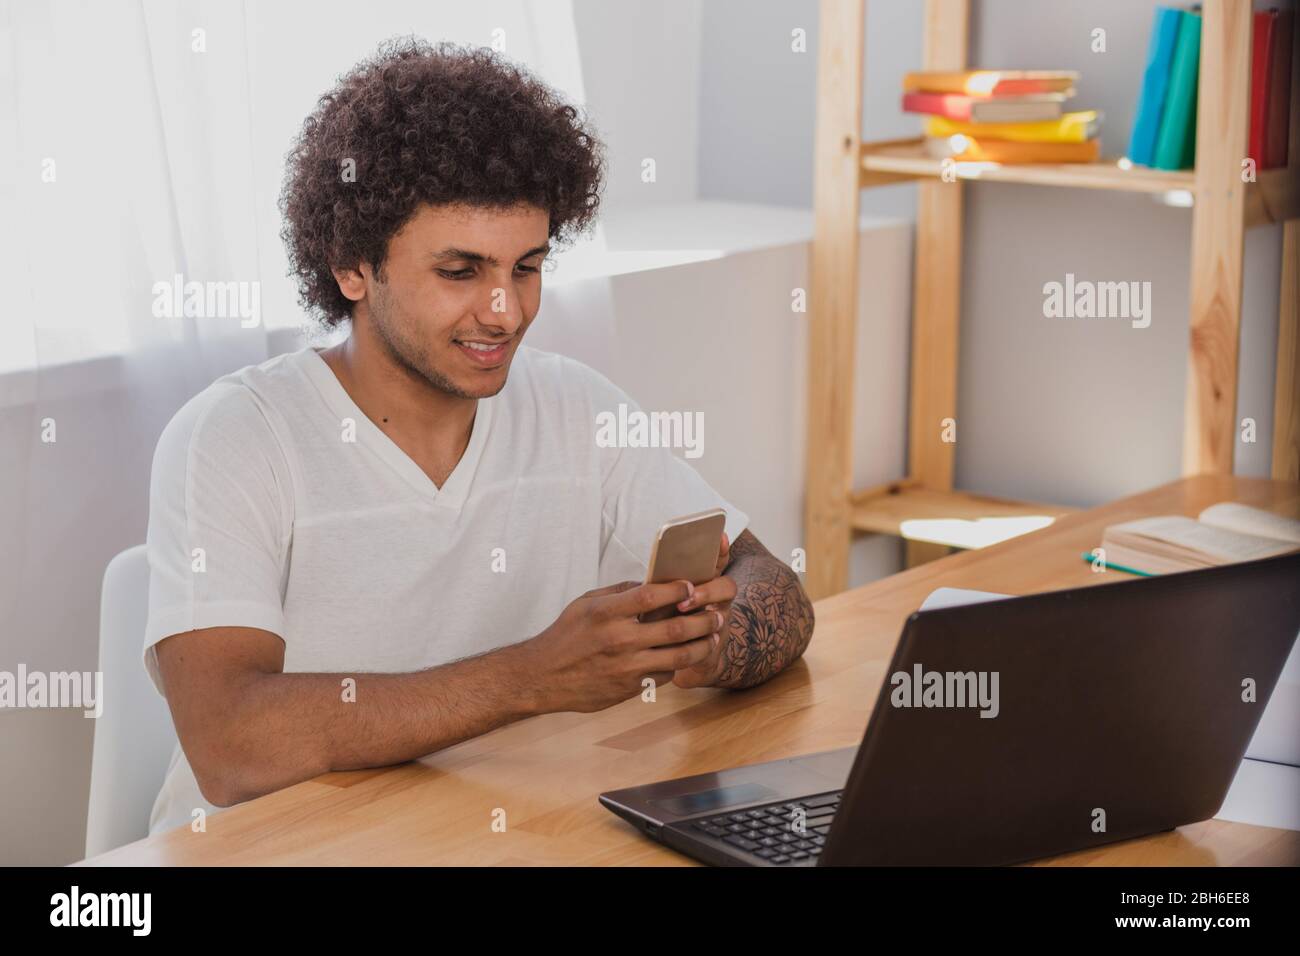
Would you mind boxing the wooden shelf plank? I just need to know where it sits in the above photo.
[862,140,1294,226]
[851,484,1078,550]
[861,139,1195,195]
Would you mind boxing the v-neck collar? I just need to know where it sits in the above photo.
[298,347,495,509]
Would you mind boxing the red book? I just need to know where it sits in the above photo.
[1266,10,1294,168]
[1249,10,1275,167]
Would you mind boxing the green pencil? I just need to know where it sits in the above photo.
[1080,552,1157,577]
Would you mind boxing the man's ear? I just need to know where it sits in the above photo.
[331,265,367,303]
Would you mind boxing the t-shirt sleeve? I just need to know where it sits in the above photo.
[142,384,292,697]
[581,363,749,585]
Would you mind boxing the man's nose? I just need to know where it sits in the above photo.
[479,282,526,334]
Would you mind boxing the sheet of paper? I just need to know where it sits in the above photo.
[919,587,1012,611]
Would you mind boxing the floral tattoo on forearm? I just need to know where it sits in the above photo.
[714,530,815,689]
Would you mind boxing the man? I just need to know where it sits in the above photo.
[144,37,814,835]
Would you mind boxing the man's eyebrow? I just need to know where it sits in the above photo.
[431,242,551,266]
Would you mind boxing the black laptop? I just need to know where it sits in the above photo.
[598,551,1300,866]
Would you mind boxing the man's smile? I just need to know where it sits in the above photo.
[454,336,513,368]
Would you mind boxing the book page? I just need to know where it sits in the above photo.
[1198,502,1300,545]
[1109,516,1296,563]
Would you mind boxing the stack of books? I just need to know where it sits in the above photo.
[1129,5,1294,171]
[902,69,1102,164]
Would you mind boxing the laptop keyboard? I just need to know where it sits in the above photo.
[687,790,841,864]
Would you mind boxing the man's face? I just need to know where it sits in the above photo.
[351,202,551,399]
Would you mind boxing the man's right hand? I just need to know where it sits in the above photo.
[520,580,724,713]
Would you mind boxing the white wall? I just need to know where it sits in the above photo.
[573,0,703,217]
[699,0,923,222]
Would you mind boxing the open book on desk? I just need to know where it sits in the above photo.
[1098,502,1300,576]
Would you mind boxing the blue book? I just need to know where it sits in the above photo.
[1153,10,1202,170]
[1128,6,1184,166]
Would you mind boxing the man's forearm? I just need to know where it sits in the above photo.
[202,640,540,806]
[713,531,815,689]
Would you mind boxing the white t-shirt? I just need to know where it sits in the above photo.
[143,346,747,834]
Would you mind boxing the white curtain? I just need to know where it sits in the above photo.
[0,0,588,865]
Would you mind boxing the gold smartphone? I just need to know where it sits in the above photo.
[638,508,728,623]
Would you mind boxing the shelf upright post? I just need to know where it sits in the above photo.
[1271,16,1300,481]
[1183,0,1252,475]
[804,0,868,600]
[905,0,969,568]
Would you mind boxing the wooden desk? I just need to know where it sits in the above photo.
[82,476,1300,866]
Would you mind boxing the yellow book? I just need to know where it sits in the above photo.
[924,135,1101,164]
[925,111,1101,144]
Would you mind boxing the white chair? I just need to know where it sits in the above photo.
[84,545,178,858]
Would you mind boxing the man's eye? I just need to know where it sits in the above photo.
[437,265,539,279]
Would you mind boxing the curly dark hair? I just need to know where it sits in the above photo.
[279,36,606,327]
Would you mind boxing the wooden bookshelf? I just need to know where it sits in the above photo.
[804,0,1300,600]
